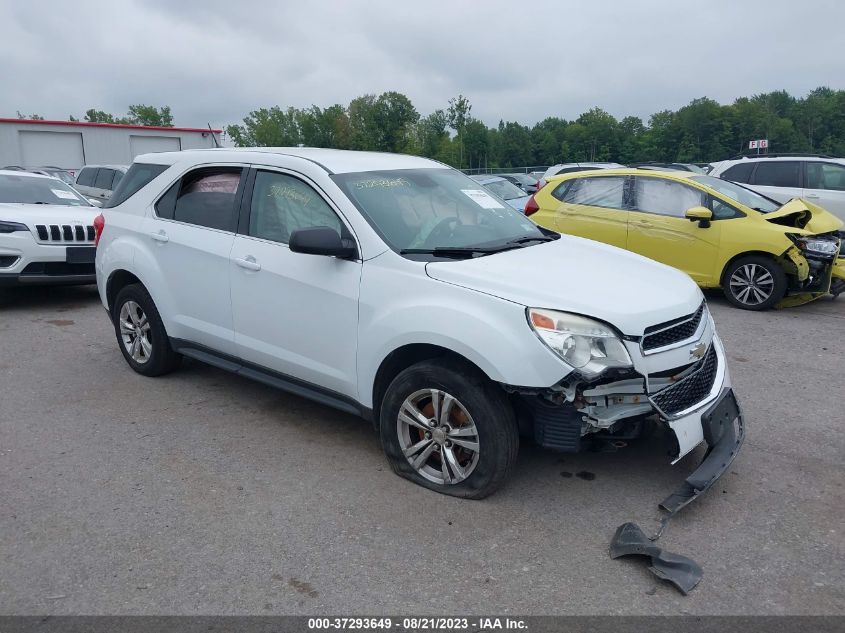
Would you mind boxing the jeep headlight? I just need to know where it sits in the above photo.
[527,308,632,378]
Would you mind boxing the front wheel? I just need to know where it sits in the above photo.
[722,256,786,310]
[379,359,518,499]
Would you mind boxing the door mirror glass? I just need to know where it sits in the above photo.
[288,226,356,258]
[685,206,713,227]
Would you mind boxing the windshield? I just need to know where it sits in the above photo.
[41,170,75,184]
[0,174,92,206]
[332,168,546,254]
[690,175,780,213]
[479,178,526,201]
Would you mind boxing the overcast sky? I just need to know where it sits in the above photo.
[1,0,843,130]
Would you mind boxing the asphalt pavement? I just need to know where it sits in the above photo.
[0,285,843,615]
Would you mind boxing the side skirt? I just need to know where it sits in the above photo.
[170,338,373,422]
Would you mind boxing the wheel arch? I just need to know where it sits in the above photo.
[719,250,786,286]
[106,269,143,313]
[371,343,489,428]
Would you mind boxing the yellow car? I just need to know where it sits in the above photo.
[526,168,845,310]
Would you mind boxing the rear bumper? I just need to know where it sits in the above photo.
[659,387,745,513]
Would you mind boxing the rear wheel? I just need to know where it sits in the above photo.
[379,359,518,499]
[723,256,786,310]
[112,284,181,376]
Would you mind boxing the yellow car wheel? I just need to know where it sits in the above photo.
[723,256,787,311]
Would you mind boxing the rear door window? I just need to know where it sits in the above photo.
[76,167,96,187]
[563,176,627,209]
[155,167,244,232]
[94,168,115,190]
[752,161,801,188]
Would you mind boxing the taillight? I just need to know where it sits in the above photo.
[524,195,540,216]
[93,213,105,246]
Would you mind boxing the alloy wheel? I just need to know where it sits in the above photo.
[729,263,774,306]
[396,388,480,485]
[119,300,153,364]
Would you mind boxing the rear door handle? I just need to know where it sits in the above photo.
[234,256,261,272]
[150,231,169,243]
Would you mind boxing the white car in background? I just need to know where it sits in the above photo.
[709,155,845,221]
[469,174,530,212]
[539,162,625,189]
[0,170,100,288]
[95,148,743,506]
[74,164,128,203]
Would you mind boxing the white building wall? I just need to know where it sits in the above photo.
[0,121,221,170]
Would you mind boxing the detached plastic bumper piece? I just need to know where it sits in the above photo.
[660,388,745,514]
[609,522,703,595]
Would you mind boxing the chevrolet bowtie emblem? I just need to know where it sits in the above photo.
[689,343,707,360]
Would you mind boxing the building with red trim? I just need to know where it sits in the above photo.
[0,118,224,171]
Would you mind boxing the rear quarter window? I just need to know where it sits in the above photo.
[720,163,754,184]
[106,163,168,208]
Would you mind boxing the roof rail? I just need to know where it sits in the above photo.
[727,152,835,160]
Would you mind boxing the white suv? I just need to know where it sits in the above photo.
[95,148,743,504]
[710,155,845,221]
[0,170,101,288]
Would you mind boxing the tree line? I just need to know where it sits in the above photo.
[13,87,845,167]
[14,105,174,127]
[225,87,845,168]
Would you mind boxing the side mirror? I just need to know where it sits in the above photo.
[685,206,713,228]
[289,226,356,259]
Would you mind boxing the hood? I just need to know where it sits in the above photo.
[0,202,100,227]
[762,198,844,234]
[425,235,703,336]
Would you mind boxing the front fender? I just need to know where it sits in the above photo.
[357,256,571,409]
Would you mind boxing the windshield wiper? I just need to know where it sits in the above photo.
[400,246,505,258]
[506,235,556,245]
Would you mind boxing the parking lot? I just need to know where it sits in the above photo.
[0,285,843,615]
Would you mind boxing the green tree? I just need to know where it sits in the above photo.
[126,104,173,127]
[16,111,44,120]
[446,94,472,168]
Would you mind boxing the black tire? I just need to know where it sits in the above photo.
[722,255,786,311]
[379,358,518,499]
[112,283,181,376]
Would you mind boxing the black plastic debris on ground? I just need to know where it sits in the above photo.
[609,522,702,595]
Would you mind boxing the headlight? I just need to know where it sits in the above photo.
[794,236,839,258]
[527,308,632,378]
[0,221,29,233]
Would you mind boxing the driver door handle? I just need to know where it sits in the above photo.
[234,256,261,272]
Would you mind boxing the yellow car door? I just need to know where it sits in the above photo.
[626,176,722,284]
[553,175,629,248]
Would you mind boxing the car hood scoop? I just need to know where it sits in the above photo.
[425,236,702,336]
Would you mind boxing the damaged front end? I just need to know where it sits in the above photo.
[511,303,746,592]
[767,203,844,307]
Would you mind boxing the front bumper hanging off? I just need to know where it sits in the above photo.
[659,387,745,513]
[609,387,745,594]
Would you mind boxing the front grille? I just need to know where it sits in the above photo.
[642,302,705,352]
[650,345,718,416]
[34,224,95,244]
